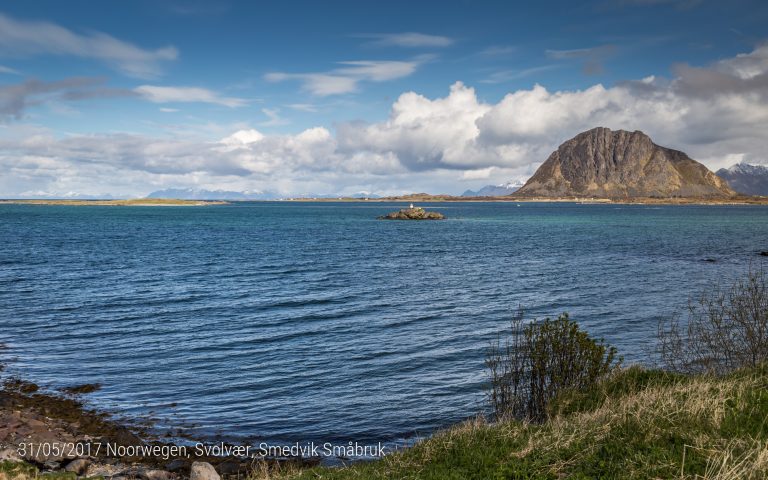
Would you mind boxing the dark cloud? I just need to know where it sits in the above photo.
[545,45,616,75]
[670,43,768,98]
[0,77,136,120]
[672,64,768,98]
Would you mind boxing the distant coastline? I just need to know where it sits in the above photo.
[2,195,768,206]
[275,194,768,205]
[0,198,228,206]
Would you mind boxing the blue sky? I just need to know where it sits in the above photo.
[1,0,767,197]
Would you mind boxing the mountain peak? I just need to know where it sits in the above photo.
[462,178,527,197]
[716,163,768,195]
[514,127,734,198]
[724,163,767,175]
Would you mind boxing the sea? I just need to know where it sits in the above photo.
[1,201,767,447]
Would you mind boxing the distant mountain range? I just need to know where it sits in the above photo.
[146,188,279,200]
[145,188,380,200]
[461,179,526,197]
[14,192,116,200]
[515,127,734,198]
[715,163,768,196]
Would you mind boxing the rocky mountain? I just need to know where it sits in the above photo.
[146,188,279,200]
[462,179,526,197]
[715,163,768,196]
[514,127,734,198]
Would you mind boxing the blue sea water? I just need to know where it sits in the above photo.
[1,202,767,446]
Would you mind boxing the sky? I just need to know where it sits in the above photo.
[0,0,767,198]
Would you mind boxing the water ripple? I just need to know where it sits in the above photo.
[1,202,767,445]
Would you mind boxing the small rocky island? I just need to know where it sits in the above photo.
[378,205,445,220]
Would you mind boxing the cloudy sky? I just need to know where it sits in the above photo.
[1,0,767,198]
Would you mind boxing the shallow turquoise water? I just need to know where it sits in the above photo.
[0,202,766,445]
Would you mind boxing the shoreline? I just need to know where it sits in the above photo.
[2,196,767,206]
[0,199,228,207]
[0,376,317,479]
[294,194,768,205]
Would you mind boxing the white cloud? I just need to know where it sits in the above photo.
[265,60,421,96]
[335,60,419,81]
[337,82,493,170]
[337,43,768,174]
[480,65,560,84]
[461,167,496,180]
[159,107,179,113]
[0,64,19,75]
[287,103,318,112]
[715,43,768,79]
[265,72,358,96]
[2,44,768,197]
[358,32,454,48]
[258,108,289,127]
[0,13,177,78]
[135,85,247,107]
[220,128,264,147]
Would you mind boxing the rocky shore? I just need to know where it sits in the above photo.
[0,377,314,480]
[378,206,445,220]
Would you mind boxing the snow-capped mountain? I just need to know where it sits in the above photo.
[715,163,768,196]
[145,188,280,200]
[145,188,381,200]
[14,191,117,200]
[462,179,527,197]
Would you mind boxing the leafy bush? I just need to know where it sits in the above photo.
[658,264,768,375]
[486,309,620,421]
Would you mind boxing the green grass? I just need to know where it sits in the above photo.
[0,461,38,480]
[257,365,768,480]
[0,461,104,480]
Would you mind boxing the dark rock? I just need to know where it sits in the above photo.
[64,458,90,475]
[62,384,101,395]
[703,258,717,263]
[759,251,768,257]
[110,427,145,448]
[165,459,190,473]
[515,127,734,198]
[378,206,445,220]
[2,378,39,394]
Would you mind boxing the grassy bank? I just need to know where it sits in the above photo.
[265,365,768,480]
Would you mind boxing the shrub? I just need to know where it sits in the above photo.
[658,264,768,375]
[486,309,620,421]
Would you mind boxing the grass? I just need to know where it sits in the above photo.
[0,461,37,480]
[255,365,768,480]
[0,462,105,480]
